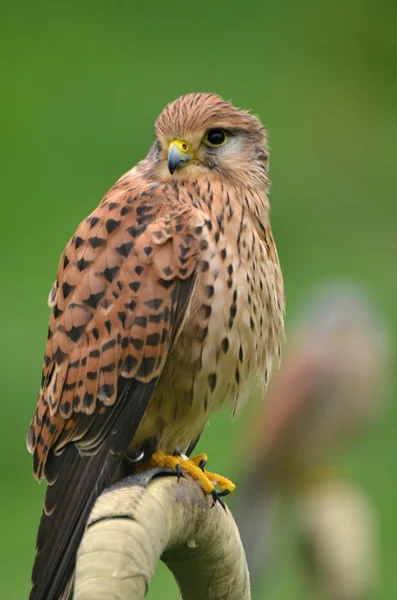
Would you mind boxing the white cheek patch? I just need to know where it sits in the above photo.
[214,137,245,168]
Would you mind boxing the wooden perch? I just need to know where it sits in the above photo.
[74,468,251,599]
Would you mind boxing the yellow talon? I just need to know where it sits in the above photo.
[148,451,236,495]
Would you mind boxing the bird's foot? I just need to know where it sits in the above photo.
[149,451,236,499]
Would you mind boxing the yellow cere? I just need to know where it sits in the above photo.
[168,139,190,153]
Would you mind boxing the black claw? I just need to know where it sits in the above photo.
[217,489,230,498]
[198,459,207,471]
[175,463,182,482]
[210,489,228,511]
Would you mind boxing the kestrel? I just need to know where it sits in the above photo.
[27,92,285,599]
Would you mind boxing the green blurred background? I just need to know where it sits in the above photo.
[1,0,396,597]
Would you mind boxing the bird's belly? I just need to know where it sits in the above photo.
[130,249,279,456]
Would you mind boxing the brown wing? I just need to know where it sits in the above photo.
[27,174,202,600]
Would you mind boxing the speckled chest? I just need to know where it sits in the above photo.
[134,197,282,453]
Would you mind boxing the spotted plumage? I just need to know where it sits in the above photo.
[28,92,285,600]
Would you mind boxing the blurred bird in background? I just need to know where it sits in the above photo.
[26,92,284,600]
[234,280,390,600]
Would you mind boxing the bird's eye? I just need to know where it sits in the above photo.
[204,129,227,147]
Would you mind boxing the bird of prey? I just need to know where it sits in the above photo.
[27,92,285,599]
[234,281,390,591]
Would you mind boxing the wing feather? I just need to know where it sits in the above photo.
[27,174,203,600]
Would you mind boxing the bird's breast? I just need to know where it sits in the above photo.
[132,205,283,455]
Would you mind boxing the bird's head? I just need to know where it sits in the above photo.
[145,93,269,188]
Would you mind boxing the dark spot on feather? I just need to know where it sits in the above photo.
[158,278,173,289]
[89,236,106,249]
[108,202,118,210]
[135,265,144,275]
[118,312,127,328]
[134,316,147,328]
[60,401,71,416]
[53,304,63,319]
[222,337,229,353]
[92,328,100,340]
[146,333,160,346]
[105,320,112,334]
[126,225,145,239]
[116,241,133,257]
[163,266,173,277]
[102,339,116,352]
[103,265,120,283]
[83,393,94,408]
[98,383,115,399]
[208,373,217,392]
[129,282,140,293]
[137,356,156,378]
[74,236,84,249]
[125,300,137,311]
[131,337,144,350]
[66,324,86,342]
[62,282,75,299]
[201,260,209,272]
[106,219,121,234]
[136,203,153,215]
[123,355,137,373]
[87,371,97,380]
[100,362,115,373]
[220,249,227,260]
[89,349,100,358]
[83,290,106,309]
[89,216,100,229]
[63,255,70,269]
[53,346,67,365]
[77,257,92,271]
[201,305,212,319]
[206,285,214,298]
[144,298,163,310]
[120,205,133,216]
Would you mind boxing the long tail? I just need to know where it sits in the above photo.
[29,378,156,600]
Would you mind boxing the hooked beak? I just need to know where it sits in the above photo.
[167,140,193,174]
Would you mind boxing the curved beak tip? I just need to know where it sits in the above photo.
[167,144,192,175]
